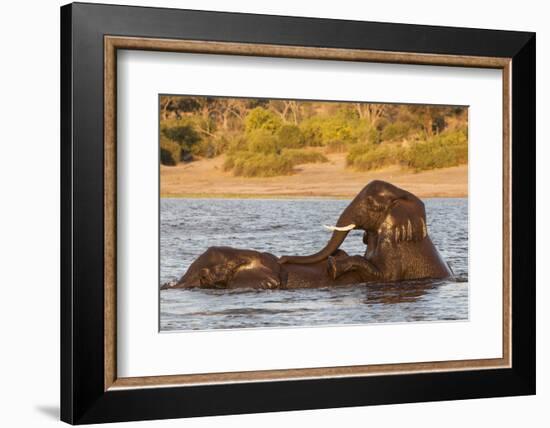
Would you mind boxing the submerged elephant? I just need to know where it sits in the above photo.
[162,180,452,290]
[162,247,364,290]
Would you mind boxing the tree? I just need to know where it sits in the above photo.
[407,106,450,138]
[355,103,386,128]
[160,96,176,120]
[160,137,181,165]
[269,100,301,124]
[161,122,201,160]
[277,124,305,148]
[244,107,282,134]
[160,96,201,119]
[211,98,250,132]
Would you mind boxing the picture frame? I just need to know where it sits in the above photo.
[60,2,535,424]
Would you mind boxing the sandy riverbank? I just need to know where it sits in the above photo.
[160,153,467,199]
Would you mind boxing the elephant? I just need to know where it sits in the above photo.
[279,180,453,283]
[161,247,364,290]
[162,180,452,290]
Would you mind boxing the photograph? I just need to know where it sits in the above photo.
[55,1,536,424]
[159,95,469,331]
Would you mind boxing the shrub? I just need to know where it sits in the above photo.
[161,124,199,145]
[223,148,327,177]
[224,152,294,177]
[347,143,372,165]
[211,135,231,156]
[244,107,282,134]
[319,116,356,144]
[160,137,181,166]
[246,129,280,154]
[406,143,454,171]
[405,129,468,171]
[300,116,350,146]
[226,135,249,154]
[194,135,235,158]
[222,155,236,172]
[381,122,411,142]
[346,143,402,171]
[375,117,389,132]
[300,113,371,147]
[300,117,325,146]
[276,124,305,149]
[364,127,381,145]
[160,119,201,160]
[193,139,217,158]
[282,149,328,165]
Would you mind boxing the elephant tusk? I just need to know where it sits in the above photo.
[323,224,356,232]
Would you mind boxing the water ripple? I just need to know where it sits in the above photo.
[160,198,468,331]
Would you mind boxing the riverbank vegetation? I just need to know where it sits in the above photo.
[160,95,467,176]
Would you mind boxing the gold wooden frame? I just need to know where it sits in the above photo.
[104,36,512,391]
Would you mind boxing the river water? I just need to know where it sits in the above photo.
[160,198,468,331]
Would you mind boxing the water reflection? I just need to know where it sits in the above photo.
[362,280,441,304]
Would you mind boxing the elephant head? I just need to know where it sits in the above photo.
[279,180,427,264]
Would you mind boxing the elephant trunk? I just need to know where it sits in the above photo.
[280,229,351,264]
[280,205,356,265]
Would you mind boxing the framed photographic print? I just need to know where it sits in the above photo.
[60,2,535,424]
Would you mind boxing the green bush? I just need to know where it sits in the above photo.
[246,129,280,154]
[299,113,372,147]
[244,107,282,134]
[160,119,201,160]
[282,149,328,165]
[223,152,294,177]
[160,137,181,166]
[344,129,468,172]
[299,117,325,146]
[406,143,454,171]
[194,135,236,158]
[161,124,199,145]
[381,122,411,142]
[276,124,305,149]
[346,143,402,171]
[364,127,381,145]
[193,139,217,158]
[405,129,468,171]
[226,135,249,154]
[223,148,327,177]
[318,116,356,144]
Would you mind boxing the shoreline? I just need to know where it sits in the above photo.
[160,193,467,199]
[161,153,468,199]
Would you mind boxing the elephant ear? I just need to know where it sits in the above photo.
[378,197,427,244]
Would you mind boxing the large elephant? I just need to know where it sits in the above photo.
[162,180,452,290]
[279,180,452,282]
